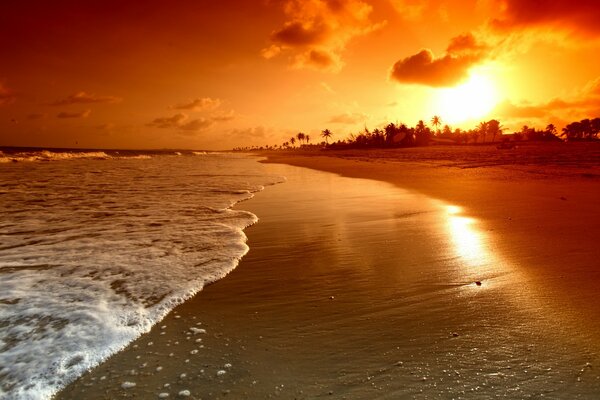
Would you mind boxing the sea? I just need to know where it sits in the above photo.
[0,148,283,400]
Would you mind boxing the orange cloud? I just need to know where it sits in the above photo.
[57,109,91,119]
[229,126,268,140]
[147,111,233,133]
[179,118,214,132]
[171,97,221,112]
[52,91,121,105]
[265,0,385,71]
[211,110,236,122]
[492,0,600,35]
[390,33,488,87]
[493,77,600,124]
[328,111,368,124]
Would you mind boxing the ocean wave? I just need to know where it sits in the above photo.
[0,154,282,399]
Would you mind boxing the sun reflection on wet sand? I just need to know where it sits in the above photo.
[445,205,489,267]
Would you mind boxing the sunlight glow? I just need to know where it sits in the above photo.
[435,71,498,125]
[445,205,487,264]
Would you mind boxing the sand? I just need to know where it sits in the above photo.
[57,142,600,399]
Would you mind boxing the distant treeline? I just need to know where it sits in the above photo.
[233,116,600,151]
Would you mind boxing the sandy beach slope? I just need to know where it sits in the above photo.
[58,143,600,399]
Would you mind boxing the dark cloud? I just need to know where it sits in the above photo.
[52,91,121,106]
[171,97,221,111]
[298,49,339,70]
[390,49,481,87]
[271,21,329,46]
[264,0,384,71]
[328,111,368,124]
[57,109,91,119]
[492,0,600,35]
[147,112,232,132]
[390,33,488,87]
[147,113,188,129]
[446,33,488,55]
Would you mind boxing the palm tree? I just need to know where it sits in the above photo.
[478,121,488,142]
[546,124,557,136]
[297,132,305,144]
[321,129,333,144]
[431,115,442,134]
[305,134,310,144]
[486,119,502,142]
[290,137,296,147]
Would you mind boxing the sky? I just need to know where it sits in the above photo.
[1,0,599,150]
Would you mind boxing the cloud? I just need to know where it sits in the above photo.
[211,110,236,122]
[491,0,600,36]
[52,91,121,105]
[492,77,600,125]
[388,0,427,20]
[171,97,221,112]
[57,109,91,119]
[179,118,214,132]
[147,112,234,133]
[389,33,488,87]
[328,111,368,124]
[294,49,341,70]
[390,49,481,87]
[229,126,268,139]
[0,83,16,106]
[147,113,188,129]
[271,20,329,46]
[264,0,385,71]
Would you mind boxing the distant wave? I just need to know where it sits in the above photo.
[0,150,153,163]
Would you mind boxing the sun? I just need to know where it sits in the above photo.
[435,71,499,125]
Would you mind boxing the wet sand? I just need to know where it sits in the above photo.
[58,143,600,399]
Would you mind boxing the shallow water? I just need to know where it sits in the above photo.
[58,162,600,399]
[0,152,282,399]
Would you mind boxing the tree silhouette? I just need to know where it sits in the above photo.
[486,119,502,142]
[305,134,310,144]
[478,121,488,142]
[546,124,557,136]
[431,115,442,134]
[321,129,333,144]
[297,132,306,144]
[290,137,296,147]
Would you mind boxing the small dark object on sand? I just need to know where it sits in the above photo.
[451,332,459,337]
[475,281,482,286]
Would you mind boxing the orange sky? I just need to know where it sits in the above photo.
[1,0,599,149]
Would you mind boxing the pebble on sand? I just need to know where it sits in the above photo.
[217,370,227,376]
[178,389,191,397]
[121,381,136,389]
[158,393,169,398]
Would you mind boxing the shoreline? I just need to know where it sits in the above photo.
[262,144,600,332]
[57,144,600,399]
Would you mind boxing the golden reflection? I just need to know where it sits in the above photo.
[445,205,487,265]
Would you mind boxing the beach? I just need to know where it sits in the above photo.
[57,143,600,399]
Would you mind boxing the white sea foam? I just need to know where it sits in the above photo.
[0,149,155,163]
[0,153,283,399]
